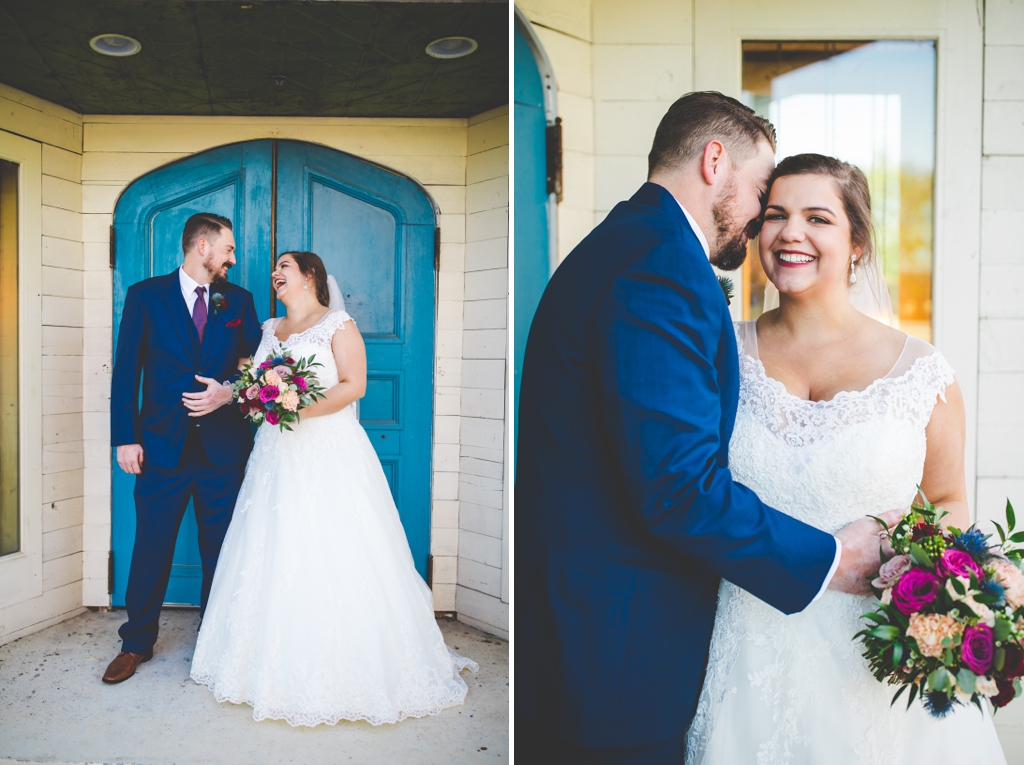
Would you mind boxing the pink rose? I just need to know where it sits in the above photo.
[245,384,260,400]
[266,410,280,426]
[991,558,1024,609]
[892,568,940,615]
[961,623,995,675]
[936,549,983,581]
[872,554,912,590]
[293,376,307,392]
[273,365,290,378]
[259,385,279,403]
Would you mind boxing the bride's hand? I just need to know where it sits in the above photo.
[829,509,903,595]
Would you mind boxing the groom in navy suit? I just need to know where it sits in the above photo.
[516,93,898,762]
[104,213,262,684]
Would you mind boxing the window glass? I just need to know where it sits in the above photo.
[0,159,18,557]
[741,40,936,341]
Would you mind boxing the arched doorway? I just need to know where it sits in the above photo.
[110,140,437,606]
[513,9,556,463]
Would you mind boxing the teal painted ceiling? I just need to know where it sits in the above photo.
[0,0,508,118]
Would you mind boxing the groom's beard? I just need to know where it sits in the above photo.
[710,196,758,272]
[204,257,232,285]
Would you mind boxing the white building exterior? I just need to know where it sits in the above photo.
[0,83,509,644]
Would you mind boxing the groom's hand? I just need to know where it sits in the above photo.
[829,509,904,595]
[116,444,144,474]
[183,375,233,417]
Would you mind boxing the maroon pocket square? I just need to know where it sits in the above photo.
[226,319,242,328]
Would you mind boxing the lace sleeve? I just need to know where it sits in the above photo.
[900,348,956,427]
[304,309,354,348]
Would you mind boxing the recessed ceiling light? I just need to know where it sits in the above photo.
[425,37,478,59]
[89,34,142,57]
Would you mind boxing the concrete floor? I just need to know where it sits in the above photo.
[0,610,508,765]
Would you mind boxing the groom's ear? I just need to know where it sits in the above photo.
[701,140,727,186]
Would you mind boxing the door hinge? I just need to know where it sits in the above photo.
[546,117,563,202]
[434,227,441,272]
[109,226,116,269]
[108,551,114,595]
[427,554,434,589]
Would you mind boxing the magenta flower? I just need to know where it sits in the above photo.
[892,568,940,614]
[936,549,984,581]
[259,360,273,370]
[293,376,307,392]
[266,410,280,426]
[961,623,995,674]
[259,385,279,403]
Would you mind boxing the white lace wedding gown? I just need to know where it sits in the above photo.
[685,321,1006,764]
[190,309,477,726]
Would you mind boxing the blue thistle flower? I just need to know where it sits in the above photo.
[922,691,960,718]
[952,528,993,557]
[982,578,1006,604]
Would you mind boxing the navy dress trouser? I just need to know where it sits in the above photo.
[118,426,246,654]
[516,719,686,765]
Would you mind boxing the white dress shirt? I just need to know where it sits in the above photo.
[179,267,211,317]
[675,197,843,601]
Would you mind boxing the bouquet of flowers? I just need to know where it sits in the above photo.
[856,492,1024,717]
[230,348,327,431]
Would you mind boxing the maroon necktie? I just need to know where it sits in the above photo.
[193,285,207,342]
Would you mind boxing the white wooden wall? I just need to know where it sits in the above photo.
[0,83,87,645]
[456,108,509,638]
[979,0,1024,753]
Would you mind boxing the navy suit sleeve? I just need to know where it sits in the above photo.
[599,244,836,614]
[111,285,145,447]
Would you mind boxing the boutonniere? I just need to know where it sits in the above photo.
[211,292,226,315]
[226,318,242,328]
[718,276,734,306]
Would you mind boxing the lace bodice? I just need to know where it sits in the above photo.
[254,309,353,391]
[728,320,955,533]
[683,323,999,765]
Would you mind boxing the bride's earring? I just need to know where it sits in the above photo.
[850,256,858,285]
[304,278,309,291]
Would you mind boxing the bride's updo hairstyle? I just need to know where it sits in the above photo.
[764,153,877,277]
[278,251,331,307]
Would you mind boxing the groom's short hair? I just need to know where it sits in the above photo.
[182,212,232,255]
[648,91,777,176]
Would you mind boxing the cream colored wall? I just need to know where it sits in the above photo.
[0,84,86,646]
[519,0,595,262]
[456,107,508,639]
[979,0,1024,753]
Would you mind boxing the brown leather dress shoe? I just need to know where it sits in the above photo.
[102,649,153,684]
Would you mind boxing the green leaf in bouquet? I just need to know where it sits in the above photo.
[1015,679,1022,700]
[928,667,952,693]
[957,668,977,695]
[1009,531,1024,544]
[910,543,934,569]
[995,618,1013,643]
[994,520,1008,545]
[906,682,919,710]
[890,683,909,707]
[950,576,966,597]
[943,647,955,666]
[868,625,901,641]
[1008,499,1017,533]
[892,642,904,667]
[868,514,892,532]
[995,646,1006,673]
[973,695,984,713]
[946,526,962,537]
[975,592,1000,605]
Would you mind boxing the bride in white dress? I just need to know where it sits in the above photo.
[686,155,1006,763]
[190,250,477,726]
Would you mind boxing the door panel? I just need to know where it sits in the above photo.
[275,140,436,579]
[513,23,550,466]
[111,139,436,606]
[111,141,272,607]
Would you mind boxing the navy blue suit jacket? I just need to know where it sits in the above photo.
[516,183,838,748]
[110,271,263,470]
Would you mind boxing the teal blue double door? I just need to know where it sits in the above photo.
[111,140,437,605]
